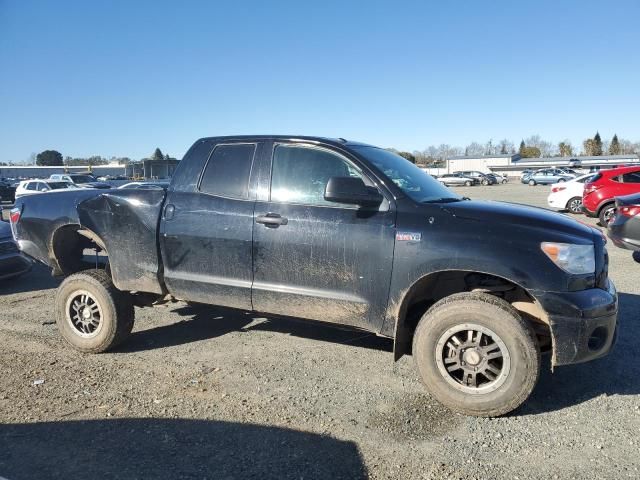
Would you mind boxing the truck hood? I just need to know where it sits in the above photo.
[441,200,597,241]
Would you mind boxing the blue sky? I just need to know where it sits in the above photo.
[1,0,639,163]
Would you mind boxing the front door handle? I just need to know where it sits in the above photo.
[256,213,288,227]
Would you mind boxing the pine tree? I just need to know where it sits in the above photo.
[593,132,603,156]
[609,134,621,155]
[151,148,164,161]
[519,140,525,154]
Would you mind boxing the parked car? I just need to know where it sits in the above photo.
[11,135,617,417]
[15,180,78,198]
[607,192,640,252]
[49,173,111,189]
[456,171,496,186]
[547,174,596,214]
[583,166,640,226]
[0,180,17,203]
[438,173,477,186]
[0,218,32,280]
[487,172,508,184]
[523,169,575,186]
[117,181,170,190]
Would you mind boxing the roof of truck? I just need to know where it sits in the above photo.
[197,135,375,148]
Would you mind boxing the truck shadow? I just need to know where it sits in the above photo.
[521,292,640,415]
[121,302,393,354]
[0,263,60,294]
[0,418,367,480]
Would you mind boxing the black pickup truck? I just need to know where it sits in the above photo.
[10,136,618,416]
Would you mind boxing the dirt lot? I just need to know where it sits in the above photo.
[1,184,639,479]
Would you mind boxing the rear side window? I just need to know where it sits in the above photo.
[622,171,640,183]
[199,143,256,199]
[26,182,37,191]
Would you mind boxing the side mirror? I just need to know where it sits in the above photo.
[324,176,383,207]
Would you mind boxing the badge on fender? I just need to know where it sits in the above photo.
[396,232,422,242]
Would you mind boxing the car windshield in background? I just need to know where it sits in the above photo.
[48,182,74,190]
[352,146,461,203]
[69,175,95,184]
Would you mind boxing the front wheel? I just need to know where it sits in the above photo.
[464,181,472,187]
[558,178,566,183]
[55,269,135,353]
[528,179,536,186]
[566,196,583,214]
[412,292,540,417]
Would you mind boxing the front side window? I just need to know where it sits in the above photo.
[199,143,256,199]
[270,144,362,206]
[37,182,49,191]
[25,182,37,191]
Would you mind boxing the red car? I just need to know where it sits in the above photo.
[583,166,640,225]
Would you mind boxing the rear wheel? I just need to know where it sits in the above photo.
[598,203,616,226]
[566,196,583,214]
[528,179,536,186]
[412,292,540,417]
[481,179,489,186]
[465,181,472,187]
[558,178,566,183]
[55,269,134,353]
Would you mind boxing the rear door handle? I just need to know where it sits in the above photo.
[256,213,288,227]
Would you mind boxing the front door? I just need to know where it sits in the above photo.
[251,143,396,331]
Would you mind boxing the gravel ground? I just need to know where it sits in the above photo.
[1,184,639,479]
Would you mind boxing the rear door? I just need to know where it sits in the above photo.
[251,142,396,331]
[617,170,640,195]
[160,141,264,309]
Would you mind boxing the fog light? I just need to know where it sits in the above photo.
[588,326,608,351]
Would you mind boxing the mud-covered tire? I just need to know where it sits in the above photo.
[412,292,540,417]
[55,269,134,353]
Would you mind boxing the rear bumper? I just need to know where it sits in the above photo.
[608,224,640,251]
[581,205,598,217]
[0,252,32,281]
[533,280,618,366]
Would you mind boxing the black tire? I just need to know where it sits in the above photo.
[55,269,134,353]
[481,179,489,186]
[528,179,536,186]
[502,179,508,184]
[412,292,540,417]
[566,196,583,214]
[598,203,616,227]
[464,181,472,187]
[558,178,566,183]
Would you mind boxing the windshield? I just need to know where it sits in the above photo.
[351,146,460,203]
[70,175,96,184]
[48,182,75,190]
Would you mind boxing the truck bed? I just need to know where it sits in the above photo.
[14,188,167,294]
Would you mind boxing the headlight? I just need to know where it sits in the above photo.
[541,242,595,275]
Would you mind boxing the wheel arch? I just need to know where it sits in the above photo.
[50,224,108,276]
[391,269,550,362]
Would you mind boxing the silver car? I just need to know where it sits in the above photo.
[438,173,477,186]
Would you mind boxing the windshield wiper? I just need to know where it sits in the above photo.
[422,197,463,204]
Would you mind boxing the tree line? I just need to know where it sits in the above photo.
[27,148,176,167]
[392,133,640,166]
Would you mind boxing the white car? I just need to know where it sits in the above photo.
[546,173,595,214]
[15,179,77,198]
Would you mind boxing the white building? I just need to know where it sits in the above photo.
[445,153,639,177]
[447,154,520,174]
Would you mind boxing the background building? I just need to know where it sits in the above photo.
[441,153,639,177]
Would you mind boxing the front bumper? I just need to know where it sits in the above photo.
[533,280,618,366]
